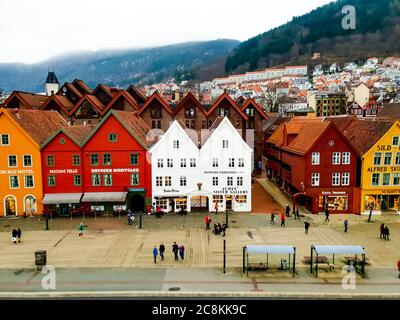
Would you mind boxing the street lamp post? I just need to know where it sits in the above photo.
[139,211,143,229]
[45,212,49,231]
[368,202,374,222]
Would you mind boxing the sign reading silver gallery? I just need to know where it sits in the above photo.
[214,187,248,195]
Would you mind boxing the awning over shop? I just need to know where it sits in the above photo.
[187,189,212,197]
[81,192,127,203]
[42,193,82,205]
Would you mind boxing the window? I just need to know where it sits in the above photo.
[130,153,138,166]
[180,176,187,186]
[48,175,56,187]
[212,158,218,167]
[24,175,34,188]
[8,155,17,167]
[190,158,196,167]
[237,177,243,186]
[152,121,156,129]
[311,152,320,165]
[395,153,400,165]
[151,108,162,118]
[238,158,244,167]
[185,107,195,118]
[90,154,99,166]
[229,158,235,167]
[342,173,350,186]
[1,134,10,145]
[103,154,112,166]
[382,173,390,186]
[157,120,161,129]
[47,155,55,167]
[108,133,117,143]
[373,153,382,166]
[392,136,399,146]
[311,173,320,186]
[219,107,228,117]
[393,173,400,186]
[213,195,223,204]
[156,176,162,187]
[384,153,392,166]
[332,173,340,186]
[173,140,180,149]
[371,173,380,186]
[92,174,101,186]
[130,173,140,186]
[342,152,350,165]
[235,195,247,204]
[212,177,218,186]
[222,140,228,148]
[23,155,32,167]
[157,159,164,168]
[227,177,233,186]
[165,176,171,186]
[332,152,340,165]
[104,174,113,186]
[74,175,81,186]
[72,155,80,166]
[202,121,206,129]
[180,158,187,168]
[167,158,173,168]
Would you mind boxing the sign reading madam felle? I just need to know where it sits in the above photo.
[214,187,248,195]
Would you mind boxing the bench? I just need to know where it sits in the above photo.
[303,256,329,264]
[344,256,369,265]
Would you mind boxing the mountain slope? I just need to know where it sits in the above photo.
[0,39,239,92]
[225,0,400,73]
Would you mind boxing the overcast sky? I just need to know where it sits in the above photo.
[0,0,333,64]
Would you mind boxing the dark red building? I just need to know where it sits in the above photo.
[265,117,361,214]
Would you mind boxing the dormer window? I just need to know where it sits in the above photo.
[245,107,254,117]
[185,107,195,118]
[219,108,228,117]
[151,107,162,118]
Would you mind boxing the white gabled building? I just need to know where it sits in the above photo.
[149,117,253,213]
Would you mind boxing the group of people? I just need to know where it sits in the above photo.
[11,228,22,243]
[152,242,184,263]
[205,214,226,236]
[380,223,391,240]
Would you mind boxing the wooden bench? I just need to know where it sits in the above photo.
[344,256,369,265]
[303,256,329,264]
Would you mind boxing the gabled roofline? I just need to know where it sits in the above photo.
[172,92,207,116]
[206,92,249,120]
[241,98,269,120]
[127,85,147,102]
[40,128,81,150]
[41,94,71,115]
[92,84,113,99]
[138,91,173,116]
[100,90,139,116]
[80,109,148,150]
[68,94,104,116]
[2,91,36,109]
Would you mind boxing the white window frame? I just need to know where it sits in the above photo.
[392,136,399,146]
[190,158,196,167]
[24,175,34,188]
[8,155,18,168]
[311,152,320,165]
[157,159,164,168]
[237,177,243,186]
[227,177,233,186]
[332,173,340,186]
[395,153,400,165]
[1,134,10,146]
[212,158,218,167]
[167,158,173,168]
[180,176,187,186]
[384,153,392,166]
[23,154,33,167]
[342,152,350,165]
[393,173,400,186]
[104,174,113,186]
[180,158,187,168]
[212,177,218,186]
[238,158,244,167]
[382,173,391,186]
[341,173,350,186]
[9,175,20,189]
[373,153,382,166]
[332,152,341,165]
[311,173,320,186]
[165,176,172,186]
[229,158,235,167]
[371,173,380,186]
[173,140,180,149]
[222,140,228,148]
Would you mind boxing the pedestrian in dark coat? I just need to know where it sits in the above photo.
[384,226,390,241]
[179,245,185,260]
[270,213,275,224]
[285,205,290,217]
[172,242,179,261]
[17,228,21,243]
[380,224,385,239]
[304,222,310,234]
[397,260,400,279]
[295,208,300,220]
[344,220,349,233]
[324,209,330,222]
[11,229,18,244]
[153,246,158,264]
[159,243,165,261]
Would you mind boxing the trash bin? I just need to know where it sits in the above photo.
[35,250,47,269]
[281,259,287,270]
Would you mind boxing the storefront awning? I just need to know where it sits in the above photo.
[187,189,212,197]
[42,193,82,205]
[81,192,127,203]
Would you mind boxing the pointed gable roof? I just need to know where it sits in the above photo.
[57,82,83,100]
[92,84,113,99]
[72,79,92,95]
[100,90,139,116]
[138,91,173,116]
[2,91,48,109]
[126,85,147,105]
[69,94,105,116]
[206,92,248,120]
[172,92,207,116]
[41,94,75,113]
[45,71,59,84]
[41,124,96,149]
[241,98,269,120]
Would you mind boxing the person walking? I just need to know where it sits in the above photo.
[344,220,349,233]
[11,228,18,244]
[153,246,158,264]
[78,223,85,237]
[159,243,165,261]
[380,223,385,239]
[285,205,290,217]
[295,208,300,220]
[281,213,286,227]
[221,223,227,237]
[17,228,22,243]
[397,260,400,279]
[179,245,185,261]
[304,221,310,234]
[324,209,330,222]
[384,226,390,241]
[214,201,219,214]
[205,214,211,230]
[172,242,179,261]
[270,213,275,224]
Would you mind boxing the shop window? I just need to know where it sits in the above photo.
[130,173,140,186]
[235,195,247,204]
[48,175,56,187]
[392,136,399,146]
[311,173,320,186]
[393,173,400,186]
[108,133,118,143]
[382,173,391,186]
[384,153,392,166]
[130,153,138,166]
[373,153,382,166]
[228,158,235,167]
[180,176,187,186]
[156,176,162,187]
[24,196,36,214]
[237,177,243,186]
[74,175,81,186]
[332,152,340,165]
[238,158,244,167]
[23,155,32,167]
[342,173,350,186]
[157,159,164,168]
[212,158,218,167]
[371,173,380,186]
[175,198,187,211]
[320,195,348,211]
[103,154,112,166]
[167,159,173,168]
[90,154,99,166]
[104,174,113,186]
[342,152,350,165]
[72,155,80,166]
[165,176,171,186]
[92,174,101,186]
[212,195,223,204]
[227,177,233,186]
[332,173,340,186]
[180,158,187,168]
[1,134,10,145]
[190,158,196,167]
[156,198,168,211]
[8,155,17,167]
[24,175,34,188]
[212,177,218,186]
[9,176,19,188]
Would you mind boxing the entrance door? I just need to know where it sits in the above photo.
[226,195,232,210]
[60,204,69,216]
[4,196,16,216]
[130,194,144,212]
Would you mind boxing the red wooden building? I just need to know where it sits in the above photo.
[265,117,361,214]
